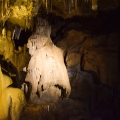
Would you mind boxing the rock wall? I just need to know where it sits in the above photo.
[20,30,120,120]
[57,30,119,88]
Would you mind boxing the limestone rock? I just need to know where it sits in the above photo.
[25,34,71,105]
[81,33,119,87]
[0,65,26,120]
[66,52,80,68]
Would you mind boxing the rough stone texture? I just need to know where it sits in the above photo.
[1,0,120,26]
[57,30,119,87]
[57,30,86,52]
[81,33,119,87]
[66,52,80,68]
[0,1,120,119]
[25,33,71,105]
[0,29,30,88]
[1,28,120,120]
[18,30,120,120]
[0,66,26,120]
[83,49,119,87]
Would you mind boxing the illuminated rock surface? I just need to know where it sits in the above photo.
[19,29,120,120]
[0,66,26,120]
[26,34,71,104]
[0,0,120,120]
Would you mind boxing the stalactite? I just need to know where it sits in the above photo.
[71,0,74,7]
[46,0,48,13]
[50,0,52,12]
[3,0,5,16]
[8,0,9,7]
[64,0,66,9]
[27,0,29,7]
[12,29,15,40]
[68,0,71,14]
[4,1,7,15]
[15,26,21,40]
[66,0,69,9]
[75,0,77,10]
[85,0,89,2]
[92,0,98,10]
[42,0,45,4]
[2,0,3,17]
[65,0,69,12]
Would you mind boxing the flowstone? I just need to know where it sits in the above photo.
[25,34,71,105]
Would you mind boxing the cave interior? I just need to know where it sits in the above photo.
[0,0,120,120]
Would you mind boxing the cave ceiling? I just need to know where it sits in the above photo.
[0,0,120,26]
[0,0,120,49]
[0,1,120,116]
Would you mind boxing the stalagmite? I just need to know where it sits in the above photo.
[25,22,71,104]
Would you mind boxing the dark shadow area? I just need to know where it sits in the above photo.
[14,29,32,49]
[0,55,21,88]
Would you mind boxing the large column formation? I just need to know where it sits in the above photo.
[25,18,71,105]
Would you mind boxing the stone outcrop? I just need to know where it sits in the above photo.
[57,30,120,88]
[0,66,26,120]
[25,33,71,105]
